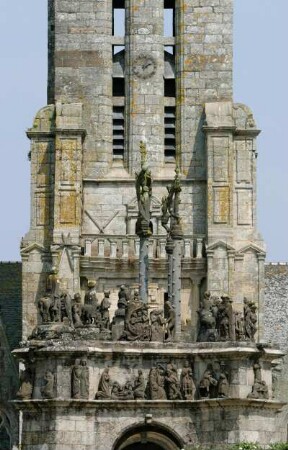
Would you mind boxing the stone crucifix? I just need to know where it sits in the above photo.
[135,141,152,303]
[161,166,183,341]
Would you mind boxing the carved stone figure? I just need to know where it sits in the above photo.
[123,381,134,399]
[111,381,134,400]
[41,370,55,399]
[146,367,167,400]
[199,365,218,399]
[72,293,83,327]
[135,160,152,237]
[115,285,130,317]
[180,363,196,400]
[150,309,165,342]
[38,294,55,323]
[197,291,217,342]
[217,369,229,398]
[134,369,145,399]
[165,364,182,400]
[247,363,269,400]
[16,368,34,400]
[50,294,61,322]
[46,266,60,297]
[234,311,245,341]
[100,290,111,329]
[122,300,150,341]
[84,280,98,306]
[161,167,182,238]
[80,358,89,398]
[59,291,73,325]
[111,382,122,400]
[217,296,230,340]
[37,267,61,324]
[217,294,234,341]
[244,298,257,341]
[161,195,170,233]
[164,300,175,342]
[161,180,175,235]
[81,297,102,326]
[71,359,81,399]
[96,368,111,399]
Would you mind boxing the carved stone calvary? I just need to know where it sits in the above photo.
[161,167,183,341]
[135,141,152,303]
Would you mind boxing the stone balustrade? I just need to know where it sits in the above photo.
[83,235,205,260]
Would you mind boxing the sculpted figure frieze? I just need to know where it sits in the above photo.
[197,292,257,343]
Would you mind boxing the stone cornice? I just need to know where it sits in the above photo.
[11,398,286,412]
[13,342,284,360]
[26,128,87,140]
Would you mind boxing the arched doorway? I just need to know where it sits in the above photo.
[113,422,183,450]
[124,444,163,450]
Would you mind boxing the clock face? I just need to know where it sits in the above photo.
[133,54,157,79]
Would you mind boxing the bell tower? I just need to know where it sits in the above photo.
[14,2,286,449]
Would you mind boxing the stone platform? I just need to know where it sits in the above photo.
[13,342,286,449]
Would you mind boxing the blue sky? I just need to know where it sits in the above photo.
[0,0,287,261]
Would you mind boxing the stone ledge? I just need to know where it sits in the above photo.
[13,341,284,360]
[27,128,87,139]
[83,178,207,184]
[11,398,286,412]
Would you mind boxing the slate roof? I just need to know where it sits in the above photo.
[0,262,22,350]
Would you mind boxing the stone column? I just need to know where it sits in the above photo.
[122,240,129,259]
[85,240,92,257]
[72,246,81,293]
[139,238,149,303]
[184,239,191,258]
[159,238,166,259]
[98,239,105,258]
[110,241,117,259]
[166,238,174,304]
[172,239,182,341]
[196,238,203,259]
[191,279,202,342]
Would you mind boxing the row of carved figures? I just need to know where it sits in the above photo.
[36,278,175,342]
[38,277,111,331]
[36,273,258,344]
[16,360,268,401]
[197,292,257,342]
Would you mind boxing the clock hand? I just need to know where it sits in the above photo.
[143,62,153,70]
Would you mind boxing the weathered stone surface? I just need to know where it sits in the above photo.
[11,0,287,448]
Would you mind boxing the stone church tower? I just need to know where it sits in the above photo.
[14,1,286,449]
